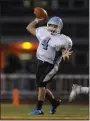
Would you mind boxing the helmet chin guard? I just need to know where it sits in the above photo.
[47,16,63,35]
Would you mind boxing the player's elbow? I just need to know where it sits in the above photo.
[26,26,36,36]
[26,25,31,32]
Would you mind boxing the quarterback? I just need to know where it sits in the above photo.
[26,16,73,115]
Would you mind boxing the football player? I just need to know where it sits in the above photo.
[26,17,73,115]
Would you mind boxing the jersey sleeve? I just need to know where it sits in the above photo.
[53,35,73,51]
[66,36,73,49]
[36,27,42,41]
[53,39,66,51]
[36,27,48,41]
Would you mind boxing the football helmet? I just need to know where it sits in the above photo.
[47,16,63,35]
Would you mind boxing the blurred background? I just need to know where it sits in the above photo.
[0,0,89,103]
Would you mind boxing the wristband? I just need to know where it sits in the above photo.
[34,18,39,23]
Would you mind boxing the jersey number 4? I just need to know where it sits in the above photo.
[42,37,51,50]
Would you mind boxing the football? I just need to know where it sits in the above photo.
[34,7,48,20]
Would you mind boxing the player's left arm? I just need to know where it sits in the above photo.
[55,43,72,61]
[61,48,73,61]
[61,40,73,61]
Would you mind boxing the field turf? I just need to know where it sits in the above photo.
[1,104,89,120]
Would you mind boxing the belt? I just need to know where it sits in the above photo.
[37,59,44,64]
[37,59,54,65]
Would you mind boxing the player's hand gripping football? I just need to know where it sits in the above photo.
[62,48,73,61]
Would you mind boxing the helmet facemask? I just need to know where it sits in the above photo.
[47,24,58,35]
[47,17,63,35]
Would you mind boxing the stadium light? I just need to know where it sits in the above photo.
[21,42,33,50]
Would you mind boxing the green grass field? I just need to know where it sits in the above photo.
[1,104,89,120]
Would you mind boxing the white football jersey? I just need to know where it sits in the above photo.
[36,27,73,65]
